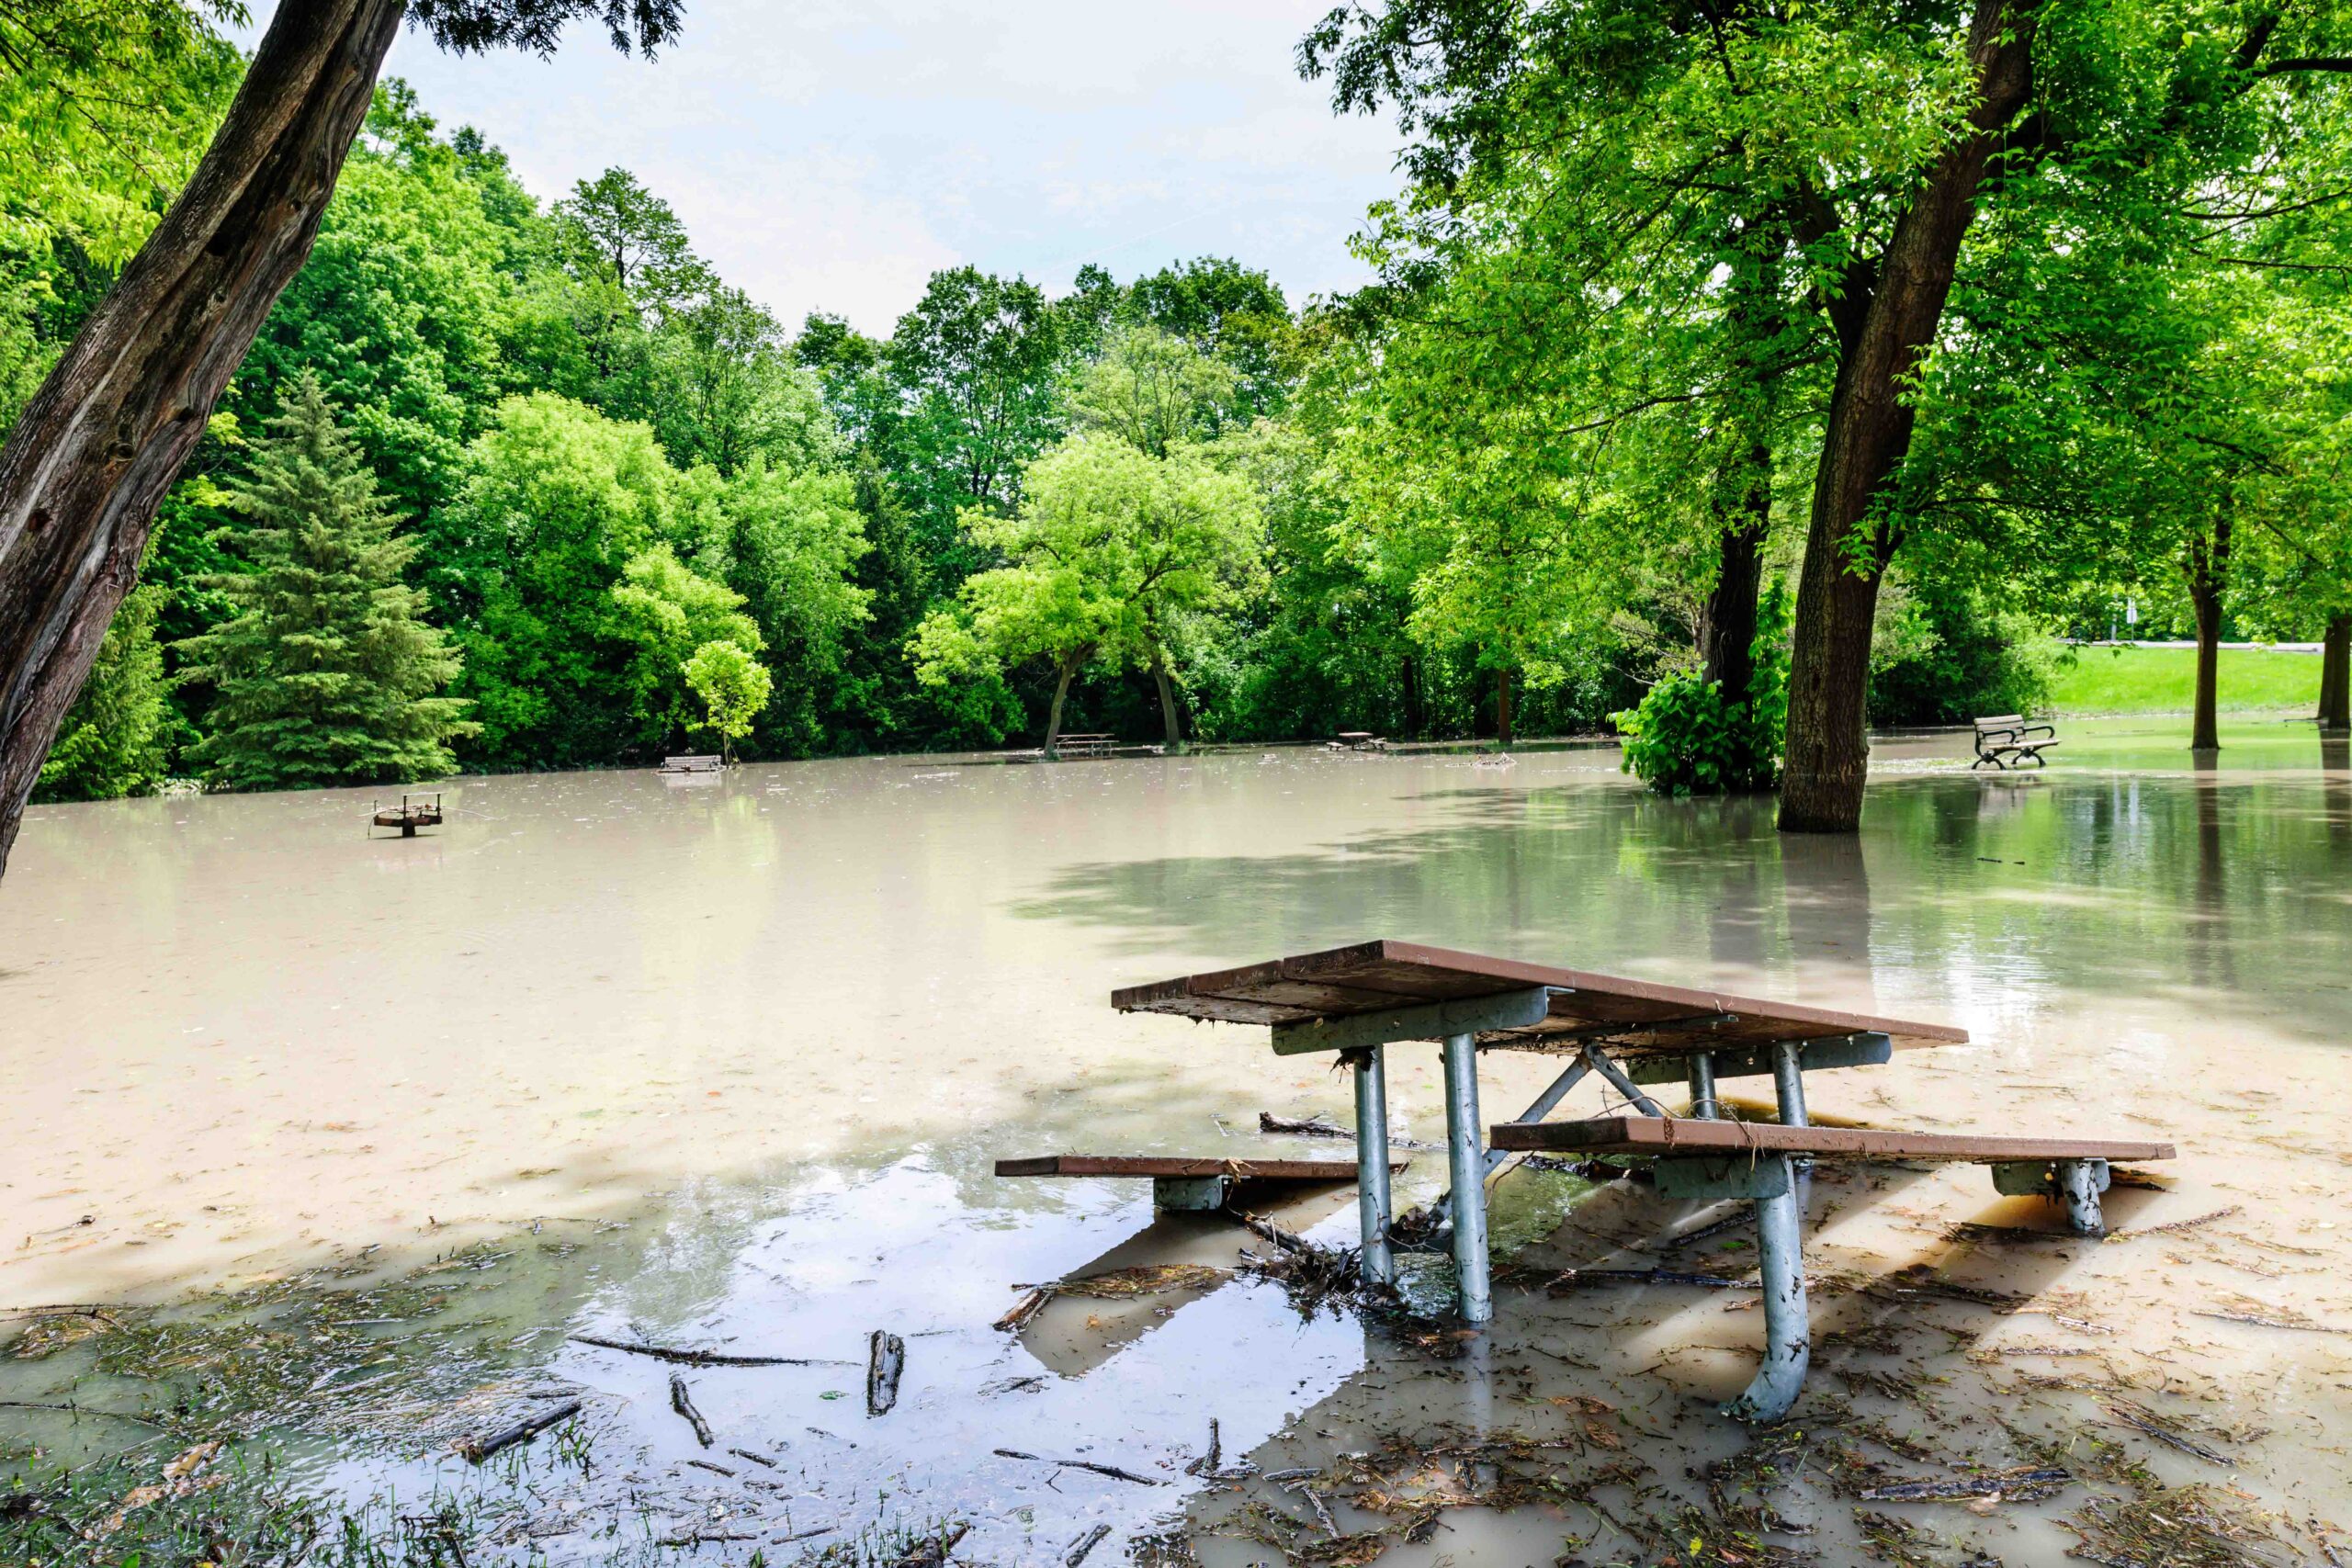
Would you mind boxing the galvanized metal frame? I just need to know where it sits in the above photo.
[1271,986,1555,1055]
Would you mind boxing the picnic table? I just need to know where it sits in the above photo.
[1111,939,2168,1421]
[1050,732,1116,759]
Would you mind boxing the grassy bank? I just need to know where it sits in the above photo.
[2044,644,2323,715]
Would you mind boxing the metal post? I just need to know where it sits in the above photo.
[1687,1052,1720,1119]
[1478,1055,1592,1178]
[2057,1158,2109,1237]
[1580,1043,1668,1118]
[1770,1039,1808,1127]
[1442,1032,1492,1323]
[1351,1046,1395,1283]
[1724,1155,1808,1422]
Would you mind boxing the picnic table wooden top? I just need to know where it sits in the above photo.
[1112,939,1968,1056]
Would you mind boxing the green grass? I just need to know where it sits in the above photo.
[2042,644,2324,715]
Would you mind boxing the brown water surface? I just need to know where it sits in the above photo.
[3,718,2347,1562]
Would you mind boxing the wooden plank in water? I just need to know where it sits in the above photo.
[1112,939,1966,1053]
[1487,1116,2173,1165]
[996,1155,1408,1180]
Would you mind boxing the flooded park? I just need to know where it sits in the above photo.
[4,721,2350,1566]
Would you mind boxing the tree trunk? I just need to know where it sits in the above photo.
[1777,0,2039,835]
[1400,652,1423,739]
[2188,513,2231,752]
[1150,646,1182,751]
[1043,652,1080,756]
[1495,665,1513,749]
[2319,612,2349,733]
[1701,453,1769,712]
[0,0,403,877]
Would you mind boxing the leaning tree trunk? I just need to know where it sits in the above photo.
[2318,612,2349,733]
[1149,646,1182,751]
[1042,650,1083,757]
[0,0,403,876]
[1778,0,2038,834]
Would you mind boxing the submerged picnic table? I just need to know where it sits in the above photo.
[1112,939,2170,1420]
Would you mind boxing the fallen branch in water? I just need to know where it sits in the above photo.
[571,1333,848,1367]
[1065,1523,1113,1565]
[669,1374,714,1448]
[659,1529,760,1546]
[1228,1211,1312,1256]
[1544,1268,1759,1292]
[1859,1466,2070,1503]
[458,1398,581,1462]
[2105,1400,2229,1463]
[0,1398,166,1429]
[1260,1111,1348,1139]
[2112,1205,2243,1238]
[2193,1309,2348,1335]
[866,1331,904,1416]
[993,1447,1164,1485]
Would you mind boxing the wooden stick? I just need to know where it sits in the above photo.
[458,1397,581,1462]
[993,1448,1163,1486]
[571,1333,849,1367]
[866,1330,905,1416]
[669,1374,714,1448]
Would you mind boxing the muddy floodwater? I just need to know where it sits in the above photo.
[4,718,2349,1566]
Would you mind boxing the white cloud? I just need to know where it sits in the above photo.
[247,0,1403,333]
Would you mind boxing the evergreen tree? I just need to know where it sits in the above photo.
[177,373,474,791]
[33,583,171,802]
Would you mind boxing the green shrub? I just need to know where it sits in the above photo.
[1612,583,1788,795]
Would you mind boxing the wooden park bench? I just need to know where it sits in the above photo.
[1491,1116,2173,1418]
[660,753,725,773]
[995,1153,1408,1213]
[1972,715,2058,769]
[1110,939,2168,1421]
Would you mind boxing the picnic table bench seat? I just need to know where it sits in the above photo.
[1972,715,2058,769]
[997,1153,1409,1211]
[1492,1115,2173,1420]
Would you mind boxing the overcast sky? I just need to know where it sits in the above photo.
[245,1,1406,334]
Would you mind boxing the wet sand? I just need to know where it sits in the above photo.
[4,717,2348,1562]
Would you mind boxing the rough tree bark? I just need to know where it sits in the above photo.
[2318,612,2349,733]
[1778,0,2040,833]
[2187,513,2232,751]
[1149,646,1182,750]
[1043,649,1086,756]
[0,0,405,875]
[1700,445,1770,711]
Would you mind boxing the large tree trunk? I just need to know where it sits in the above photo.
[1149,646,1182,751]
[2318,612,2349,733]
[2187,513,2231,752]
[0,0,403,876]
[1778,0,2039,834]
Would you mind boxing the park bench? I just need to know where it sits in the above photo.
[1972,715,2058,769]
[995,1153,1409,1213]
[1051,733,1116,759]
[1491,1115,2173,1418]
[660,753,724,773]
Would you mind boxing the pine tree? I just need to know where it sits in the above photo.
[177,372,474,791]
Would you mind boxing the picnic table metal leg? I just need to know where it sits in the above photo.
[1442,1032,1492,1324]
[1580,1043,1667,1118]
[1478,1054,1592,1179]
[1687,1051,1719,1119]
[1351,1046,1395,1284]
[1769,1040,1808,1128]
[1724,1153,1808,1422]
[2057,1157,2109,1237]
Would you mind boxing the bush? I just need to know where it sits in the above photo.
[1611,582,1788,795]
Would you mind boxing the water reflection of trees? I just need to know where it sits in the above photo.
[1010,772,2352,1045]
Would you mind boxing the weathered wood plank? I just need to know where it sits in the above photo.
[1487,1117,2172,1165]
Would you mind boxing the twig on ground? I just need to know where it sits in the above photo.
[994,1448,1164,1486]
[458,1398,581,1463]
[571,1332,849,1366]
